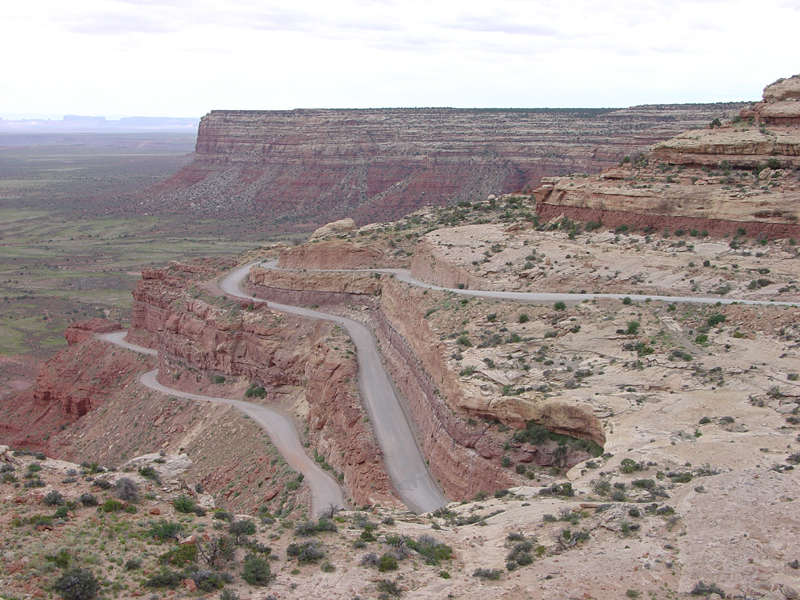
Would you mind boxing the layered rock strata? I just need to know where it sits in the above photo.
[534,76,800,237]
[147,104,745,226]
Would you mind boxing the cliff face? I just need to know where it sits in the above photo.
[534,77,800,237]
[148,105,745,227]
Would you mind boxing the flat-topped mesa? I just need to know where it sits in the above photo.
[534,76,800,237]
[149,105,745,226]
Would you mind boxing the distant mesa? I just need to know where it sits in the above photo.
[144,103,745,228]
[534,74,800,238]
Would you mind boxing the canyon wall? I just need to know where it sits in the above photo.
[128,261,396,507]
[146,104,745,228]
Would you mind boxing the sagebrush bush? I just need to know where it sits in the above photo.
[113,477,139,503]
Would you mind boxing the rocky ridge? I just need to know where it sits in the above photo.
[534,76,800,237]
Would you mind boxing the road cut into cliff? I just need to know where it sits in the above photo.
[96,330,346,517]
[219,263,450,514]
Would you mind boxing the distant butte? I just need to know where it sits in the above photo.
[143,104,746,228]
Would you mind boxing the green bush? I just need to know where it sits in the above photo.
[242,554,272,586]
[159,543,197,567]
[100,499,124,513]
[53,568,99,600]
[45,549,72,569]
[230,519,257,543]
[148,519,182,542]
[554,301,566,311]
[173,495,196,514]
[144,567,182,589]
[379,553,398,572]
[518,313,530,323]
[456,335,471,347]
[407,534,453,565]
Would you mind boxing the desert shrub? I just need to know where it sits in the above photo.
[45,549,72,569]
[230,519,257,543]
[473,567,503,580]
[124,558,142,571]
[100,499,124,513]
[513,421,550,445]
[214,510,233,522]
[554,301,566,311]
[379,553,398,572]
[457,335,471,347]
[212,375,226,384]
[198,535,236,568]
[294,518,337,537]
[287,540,325,563]
[113,477,139,503]
[377,579,403,597]
[145,567,182,589]
[91,479,111,490]
[138,465,160,483]
[44,490,65,506]
[53,568,99,600]
[690,581,725,597]
[148,519,182,542]
[518,313,530,323]
[507,539,534,566]
[159,543,197,568]
[220,590,240,600]
[622,297,632,305]
[619,458,641,474]
[360,552,380,567]
[406,534,452,565]
[187,568,230,592]
[321,561,335,572]
[77,493,98,506]
[242,554,272,586]
[173,495,196,513]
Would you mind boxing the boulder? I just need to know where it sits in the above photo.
[309,218,356,240]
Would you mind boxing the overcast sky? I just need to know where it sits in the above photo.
[2,0,798,118]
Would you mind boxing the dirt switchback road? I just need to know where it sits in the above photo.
[220,264,449,514]
[97,330,345,517]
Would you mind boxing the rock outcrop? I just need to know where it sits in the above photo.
[146,105,745,227]
[534,76,800,237]
[64,318,122,346]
